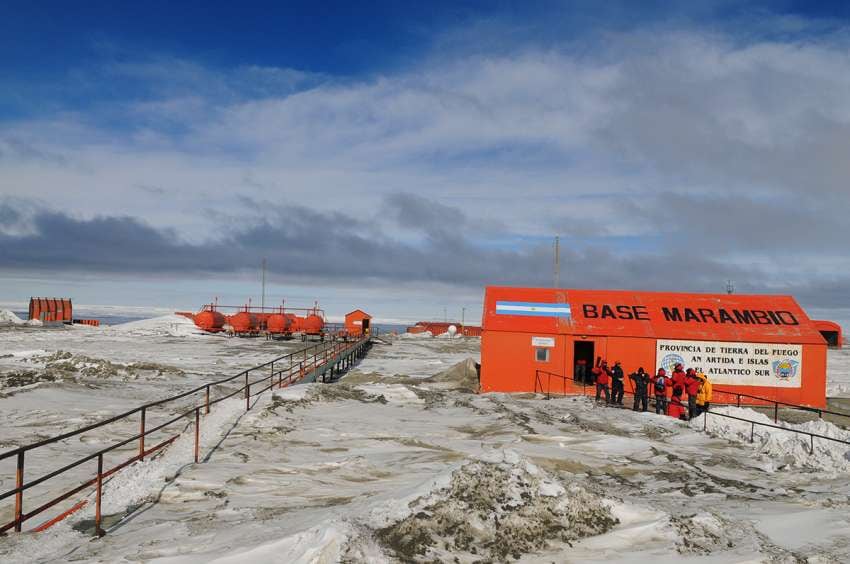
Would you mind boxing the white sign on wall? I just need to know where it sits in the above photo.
[655,339,802,388]
[532,336,556,348]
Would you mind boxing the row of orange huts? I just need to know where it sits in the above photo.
[182,301,373,338]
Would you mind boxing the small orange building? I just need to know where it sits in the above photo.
[481,287,832,408]
[29,297,72,323]
[345,309,372,336]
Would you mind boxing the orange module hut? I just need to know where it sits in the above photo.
[344,309,372,337]
[480,286,834,408]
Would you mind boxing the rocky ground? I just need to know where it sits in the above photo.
[0,321,849,562]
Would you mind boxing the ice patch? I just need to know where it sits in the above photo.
[108,315,205,338]
[354,383,423,404]
[272,384,312,402]
[397,331,433,339]
[207,522,350,564]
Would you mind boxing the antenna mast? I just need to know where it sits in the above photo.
[261,258,267,310]
[553,235,560,288]
[726,279,735,295]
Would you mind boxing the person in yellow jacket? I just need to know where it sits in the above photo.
[695,372,712,416]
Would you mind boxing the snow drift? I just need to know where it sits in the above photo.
[691,406,850,472]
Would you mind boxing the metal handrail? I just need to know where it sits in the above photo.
[534,369,850,451]
[0,335,372,535]
[710,387,850,423]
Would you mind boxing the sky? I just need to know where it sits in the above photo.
[1,1,850,325]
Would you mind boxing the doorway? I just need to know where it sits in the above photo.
[573,341,594,384]
[362,318,371,335]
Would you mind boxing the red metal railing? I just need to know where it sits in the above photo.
[0,335,372,536]
[534,369,850,454]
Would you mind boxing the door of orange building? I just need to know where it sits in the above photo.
[570,337,607,384]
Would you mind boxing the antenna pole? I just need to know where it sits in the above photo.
[261,258,267,310]
[553,235,560,288]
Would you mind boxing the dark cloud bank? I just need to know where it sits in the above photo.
[1,194,845,310]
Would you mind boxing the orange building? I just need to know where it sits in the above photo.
[345,309,372,336]
[480,286,833,408]
[29,297,72,323]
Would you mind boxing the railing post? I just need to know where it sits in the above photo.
[14,451,24,533]
[245,372,250,411]
[205,385,210,415]
[95,453,104,537]
[139,407,146,461]
[194,408,200,463]
[750,422,755,443]
[810,434,814,454]
[774,402,778,424]
[737,394,741,408]
[704,410,708,431]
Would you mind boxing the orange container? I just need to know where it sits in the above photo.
[267,314,291,334]
[302,314,324,335]
[194,310,225,332]
[229,312,258,334]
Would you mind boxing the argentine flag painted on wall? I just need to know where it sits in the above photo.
[495,301,571,318]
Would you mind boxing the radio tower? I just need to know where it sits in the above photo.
[553,235,560,288]
[261,258,267,310]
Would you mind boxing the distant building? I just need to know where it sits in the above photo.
[29,297,72,324]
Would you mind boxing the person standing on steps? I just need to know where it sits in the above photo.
[695,371,712,416]
[592,359,611,404]
[611,361,625,406]
[684,368,701,420]
[651,368,669,415]
[629,367,650,412]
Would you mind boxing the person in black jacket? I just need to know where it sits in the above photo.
[629,367,650,412]
[611,361,625,406]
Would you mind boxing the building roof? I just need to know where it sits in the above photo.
[345,309,371,319]
[483,286,827,345]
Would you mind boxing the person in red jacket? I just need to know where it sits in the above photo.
[671,363,687,397]
[593,360,611,404]
[667,390,688,420]
[650,368,669,414]
[684,368,701,420]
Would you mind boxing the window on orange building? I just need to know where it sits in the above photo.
[535,348,550,362]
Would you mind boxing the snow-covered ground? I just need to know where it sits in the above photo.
[1,320,850,562]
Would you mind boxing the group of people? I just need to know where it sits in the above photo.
[586,359,713,421]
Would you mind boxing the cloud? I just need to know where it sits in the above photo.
[2,20,850,311]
